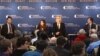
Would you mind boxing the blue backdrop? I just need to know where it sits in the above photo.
[0,0,100,34]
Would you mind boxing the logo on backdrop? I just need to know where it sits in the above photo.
[6,15,23,19]
[52,14,69,19]
[65,23,80,27]
[0,6,12,10]
[17,23,34,27]
[63,6,80,10]
[86,5,100,9]
[40,6,58,10]
[74,14,89,18]
[46,23,52,27]
[97,14,100,18]
[29,14,46,19]
[17,6,35,10]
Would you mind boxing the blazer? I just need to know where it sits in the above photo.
[1,23,16,37]
[84,23,96,36]
[53,22,66,37]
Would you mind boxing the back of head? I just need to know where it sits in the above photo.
[0,35,4,41]
[14,30,22,37]
[43,48,57,56]
[0,39,11,52]
[90,29,97,34]
[16,37,31,48]
[49,37,57,45]
[56,36,66,47]
[71,41,85,55]
[36,40,48,52]
[38,31,48,40]
[90,34,98,42]
[78,29,86,34]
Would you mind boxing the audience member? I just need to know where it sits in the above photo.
[97,45,100,56]
[10,30,23,50]
[49,37,57,46]
[87,34,100,55]
[90,29,97,34]
[75,29,87,41]
[0,16,99,56]
[0,39,13,56]
[23,40,48,56]
[12,37,31,56]
[71,41,86,56]
[43,48,58,56]
[38,31,49,41]
[53,36,70,56]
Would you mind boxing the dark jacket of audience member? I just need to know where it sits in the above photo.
[12,37,31,56]
[53,36,70,56]
[71,41,86,56]
[38,31,48,40]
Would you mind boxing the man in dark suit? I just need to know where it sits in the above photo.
[1,16,16,39]
[53,15,66,37]
[84,17,97,37]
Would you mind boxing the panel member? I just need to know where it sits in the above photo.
[1,16,16,39]
[36,19,49,40]
[84,17,97,37]
[53,15,66,37]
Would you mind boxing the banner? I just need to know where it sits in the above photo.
[0,0,100,33]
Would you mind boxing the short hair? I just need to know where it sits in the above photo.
[6,16,13,20]
[90,34,98,42]
[71,41,85,55]
[0,39,11,52]
[78,29,86,34]
[56,36,66,46]
[88,17,94,23]
[43,48,57,56]
[38,31,48,40]
[36,40,48,51]
[16,37,31,47]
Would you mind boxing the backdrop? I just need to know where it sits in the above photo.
[0,0,100,34]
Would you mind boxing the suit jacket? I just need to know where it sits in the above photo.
[53,46,70,56]
[84,23,96,36]
[1,23,16,37]
[53,22,66,37]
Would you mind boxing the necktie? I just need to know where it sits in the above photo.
[9,24,12,33]
[57,23,60,29]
